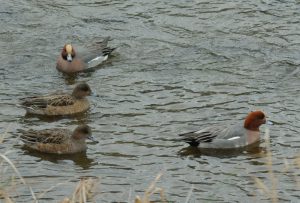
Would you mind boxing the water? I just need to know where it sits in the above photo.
[1,0,300,202]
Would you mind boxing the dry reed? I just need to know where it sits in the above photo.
[134,172,168,203]
[253,128,300,202]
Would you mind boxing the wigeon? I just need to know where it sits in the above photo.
[56,37,115,73]
[20,125,97,154]
[179,111,267,149]
[20,83,92,116]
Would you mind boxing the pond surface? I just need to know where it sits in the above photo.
[0,0,300,202]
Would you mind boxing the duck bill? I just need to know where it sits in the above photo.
[266,120,273,125]
[90,91,98,97]
[87,135,99,143]
[67,54,73,62]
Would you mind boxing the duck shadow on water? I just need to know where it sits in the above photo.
[178,142,266,158]
[21,146,96,170]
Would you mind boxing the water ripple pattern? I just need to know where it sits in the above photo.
[0,0,300,202]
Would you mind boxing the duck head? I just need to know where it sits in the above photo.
[72,125,98,143]
[72,83,92,99]
[244,111,266,131]
[62,44,75,62]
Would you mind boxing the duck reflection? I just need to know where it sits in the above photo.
[21,146,95,170]
[178,142,266,158]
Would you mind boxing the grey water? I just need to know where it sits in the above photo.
[0,0,300,202]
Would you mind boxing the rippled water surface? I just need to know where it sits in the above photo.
[1,0,300,202]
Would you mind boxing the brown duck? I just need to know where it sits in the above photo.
[20,125,97,154]
[20,83,92,116]
[56,37,115,73]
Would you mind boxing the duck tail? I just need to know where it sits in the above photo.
[18,130,37,144]
[18,97,47,109]
[92,37,116,56]
[178,132,200,147]
[102,47,116,56]
[19,98,30,107]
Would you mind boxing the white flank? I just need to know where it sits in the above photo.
[227,136,240,141]
[87,55,109,68]
[88,55,108,64]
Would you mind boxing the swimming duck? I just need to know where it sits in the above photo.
[20,83,92,116]
[179,111,267,149]
[20,125,97,154]
[56,37,115,73]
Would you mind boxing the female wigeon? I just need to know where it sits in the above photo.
[20,125,97,154]
[20,83,92,116]
[56,37,115,73]
[179,111,267,149]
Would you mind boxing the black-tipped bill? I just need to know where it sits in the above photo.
[87,135,99,143]
[67,54,72,62]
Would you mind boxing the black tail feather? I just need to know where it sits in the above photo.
[179,132,200,147]
[102,47,116,56]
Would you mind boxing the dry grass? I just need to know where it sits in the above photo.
[0,152,37,202]
[134,172,168,203]
[0,152,100,203]
[253,128,300,202]
[0,124,11,144]
[0,127,37,203]
[60,177,100,203]
[253,128,278,203]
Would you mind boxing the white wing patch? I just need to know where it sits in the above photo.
[227,136,240,141]
[88,55,108,64]
[87,55,108,68]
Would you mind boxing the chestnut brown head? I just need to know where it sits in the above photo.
[244,111,266,131]
[61,44,75,62]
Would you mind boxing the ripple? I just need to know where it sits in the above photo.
[0,0,300,202]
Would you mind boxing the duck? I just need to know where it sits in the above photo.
[20,83,92,116]
[179,111,267,149]
[56,37,115,73]
[20,125,97,154]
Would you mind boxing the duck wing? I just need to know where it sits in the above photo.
[80,37,115,64]
[20,129,70,144]
[20,94,75,109]
[179,125,230,146]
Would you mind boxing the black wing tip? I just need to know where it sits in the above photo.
[102,47,116,56]
[178,132,200,147]
[186,140,200,147]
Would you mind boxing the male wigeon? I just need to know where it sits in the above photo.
[179,111,267,149]
[20,125,97,154]
[56,37,115,73]
[20,83,92,116]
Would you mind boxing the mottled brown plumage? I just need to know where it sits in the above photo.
[20,83,91,116]
[20,125,96,154]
